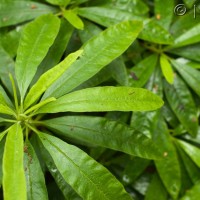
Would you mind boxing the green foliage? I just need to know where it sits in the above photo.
[0,0,200,199]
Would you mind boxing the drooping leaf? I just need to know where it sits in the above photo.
[164,74,198,136]
[37,132,132,200]
[24,140,48,200]
[42,20,143,98]
[129,54,158,87]
[3,124,26,200]
[177,139,200,167]
[15,14,60,100]
[38,87,163,114]
[0,1,58,27]
[171,60,200,97]
[160,54,174,84]
[63,10,84,30]
[43,116,163,159]
[24,50,83,109]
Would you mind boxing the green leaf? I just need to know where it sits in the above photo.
[3,124,26,200]
[43,116,163,159]
[0,45,15,93]
[160,54,174,84]
[174,23,200,47]
[145,173,168,200]
[167,43,200,62]
[0,138,5,187]
[38,87,164,113]
[45,0,70,7]
[139,20,174,44]
[78,7,141,27]
[0,104,16,117]
[0,1,57,27]
[38,141,82,199]
[177,139,200,167]
[177,145,200,184]
[24,50,83,109]
[154,0,174,30]
[129,54,158,87]
[123,157,150,185]
[151,116,181,199]
[32,19,74,85]
[63,10,84,30]
[172,60,200,97]
[24,140,48,200]
[15,14,60,101]
[43,20,143,98]
[0,86,13,108]
[180,181,200,200]
[164,75,198,136]
[37,132,132,200]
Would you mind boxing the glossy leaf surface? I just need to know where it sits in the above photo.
[15,14,60,100]
[24,140,48,200]
[38,87,164,113]
[0,1,57,27]
[38,132,132,200]
[3,124,26,200]
[43,116,162,159]
[42,20,143,98]
[24,50,82,109]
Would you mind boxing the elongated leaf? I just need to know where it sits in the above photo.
[172,60,200,97]
[129,54,158,87]
[43,116,162,159]
[145,173,168,200]
[32,19,74,85]
[39,87,163,113]
[0,86,13,108]
[42,20,143,99]
[38,141,81,199]
[174,23,200,47]
[177,139,200,167]
[78,7,141,27]
[0,104,16,117]
[3,124,26,200]
[24,50,83,109]
[15,14,60,100]
[181,181,200,200]
[153,118,181,199]
[0,45,14,93]
[0,138,5,187]
[164,75,198,136]
[63,10,84,30]
[160,54,174,84]
[0,1,57,27]
[45,0,70,6]
[154,0,174,30]
[24,140,48,200]
[177,145,200,184]
[37,132,132,200]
